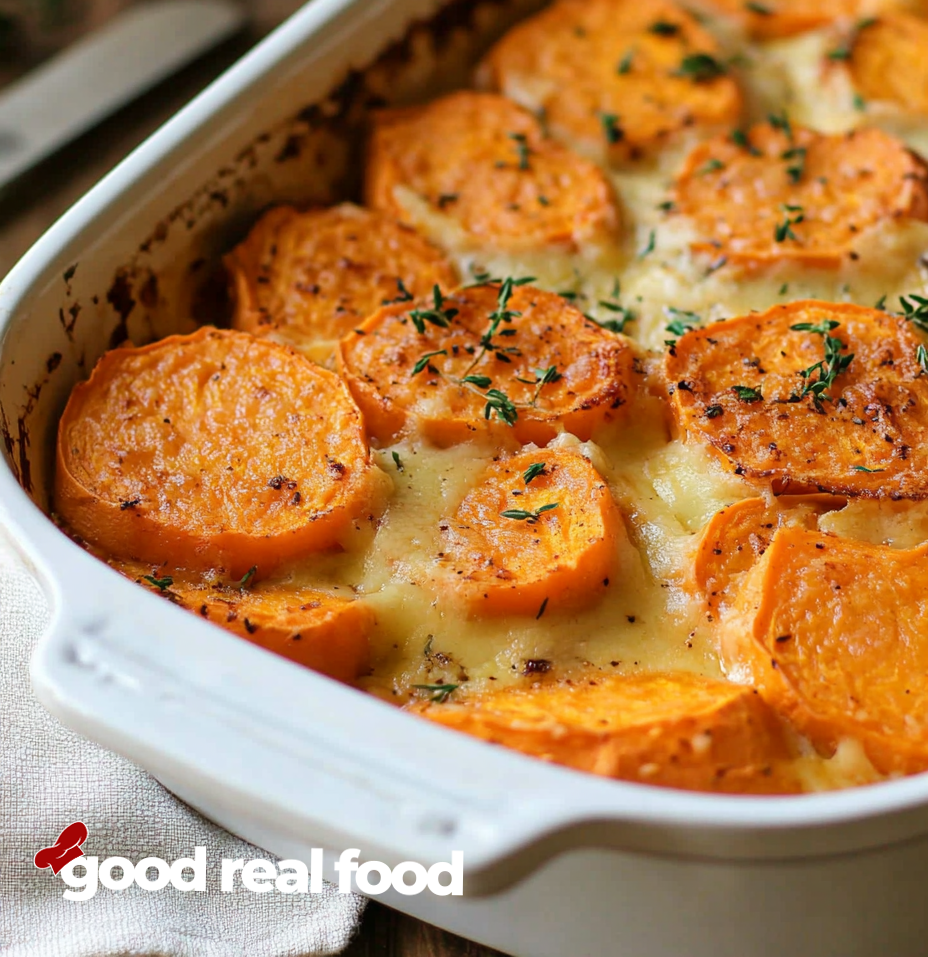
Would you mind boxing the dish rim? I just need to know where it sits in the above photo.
[5,0,928,886]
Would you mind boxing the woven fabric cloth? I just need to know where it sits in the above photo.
[0,532,365,956]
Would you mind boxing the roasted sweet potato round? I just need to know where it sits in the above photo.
[849,14,928,114]
[693,494,845,612]
[365,91,620,252]
[119,560,373,682]
[479,0,742,165]
[438,446,623,617]
[56,328,386,579]
[665,300,928,498]
[338,282,636,447]
[720,526,928,776]
[673,122,928,268]
[225,203,458,362]
[409,671,800,793]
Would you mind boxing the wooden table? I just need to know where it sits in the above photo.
[0,9,502,957]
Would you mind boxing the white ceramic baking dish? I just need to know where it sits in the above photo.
[7,1,928,954]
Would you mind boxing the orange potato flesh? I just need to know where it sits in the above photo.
[664,300,928,498]
[116,561,372,683]
[698,0,914,39]
[438,447,622,617]
[409,671,800,793]
[693,494,845,612]
[479,0,742,165]
[55,328,384,580]
[673,123,928,268]
[337,283,636,447]
[719,526,928,776]
[365,91,620,252]
[850,14,928,114]
[225,203,458,363]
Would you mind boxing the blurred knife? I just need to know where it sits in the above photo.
[0,0,245,191]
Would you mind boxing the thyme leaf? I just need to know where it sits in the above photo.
[238,565,257,590]
[484,389,519,426]
[501,503,560,522]
[791,321,854,409]
[674,53,727,82]
[413,683,459,703]
[523,462,547,484]
[409,285,458,333]
[411,349,447,375]
[382,278,414,305]
[143,575,173,592]
[732,385,763,402]
[600,112,624,144]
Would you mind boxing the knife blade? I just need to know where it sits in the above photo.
[0,0,245,192]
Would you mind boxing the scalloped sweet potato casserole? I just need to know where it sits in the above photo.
[54,0,928,794]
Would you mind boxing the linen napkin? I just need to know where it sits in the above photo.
[0,529,365,956]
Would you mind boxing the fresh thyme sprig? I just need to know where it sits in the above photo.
[918,344,928,376]
[899,294,928,333]
[665,307,701,335]
[587,279,635,333]
[790,320,854,409]
[515,365,562,397]
[768,109,793,141]
[483,389,519,425]
[782,145,807,184]
[409,285,459,333]
[775,204,804,242]
[508,132,531,170]
[459,277,533,379]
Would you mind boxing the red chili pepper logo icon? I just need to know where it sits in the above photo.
[34,822,88,875]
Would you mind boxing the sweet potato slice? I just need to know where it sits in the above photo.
[409,671,800,793]
[117,561,373,682]
[698,0,909,39]
[437,446,622,617]
[365,91,620,252]
[693,494,845,611]
[478,0,742,165]
[116,559,376,681]
[720,526,928,776]
[849,14,928,114]
[673,122,928,268]
[665,300,928,498]
[56,328,385,579]
[337,282,636,447]
[225,203,458,363]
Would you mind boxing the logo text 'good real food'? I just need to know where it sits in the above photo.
[35,823,464,899]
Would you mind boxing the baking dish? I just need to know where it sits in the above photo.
[7,0,928,953]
